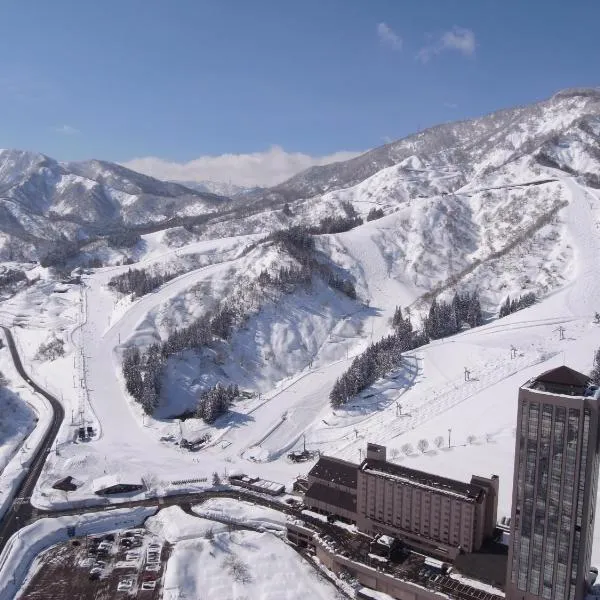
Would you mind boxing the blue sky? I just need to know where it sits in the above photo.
[1,0,598,184]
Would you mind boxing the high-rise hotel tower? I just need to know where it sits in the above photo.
[506,366,600,600]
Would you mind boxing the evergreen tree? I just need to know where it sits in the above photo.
[591,348,600,385]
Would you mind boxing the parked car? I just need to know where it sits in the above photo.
[141,581,157,590]
[89,568,102,581]
[117,578,134,592]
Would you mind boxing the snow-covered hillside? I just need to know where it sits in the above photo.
[3,88,600,597]
[0,150,229,262]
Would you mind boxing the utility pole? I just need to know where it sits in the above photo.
[464,367,470,382]
[448,428,452,448]
[510,345,517,360]
[396,402,401,417]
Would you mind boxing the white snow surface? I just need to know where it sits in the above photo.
[147,506,338,600]
[192,497,287,531]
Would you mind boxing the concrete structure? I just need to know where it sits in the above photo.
[303,444,498,561]
[357,444,499,560]
[506,366,600,600]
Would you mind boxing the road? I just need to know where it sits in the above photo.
[0,326,65,555]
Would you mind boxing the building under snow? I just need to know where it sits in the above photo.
[304,443,498,561]
[92,474,145,496]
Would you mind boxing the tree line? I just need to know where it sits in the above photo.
[330,291,484,407]
[423,291,483,340]
[498,292,536,318]
[108,267,181,299]
[196,383,240,423]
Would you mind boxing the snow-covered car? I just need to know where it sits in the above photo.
[117,578,134,592]
[145,563,161,572]
[146,552,160,563]
[141,581,157,591]
[89,567,102,580]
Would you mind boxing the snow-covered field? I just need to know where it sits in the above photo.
[147,506,339,600]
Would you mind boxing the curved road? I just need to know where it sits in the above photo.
[0,326,65,555]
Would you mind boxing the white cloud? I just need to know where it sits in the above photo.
[377,22,403,51]
[122,146,364,188]
[53,124,80,135]
[417,27,476,63]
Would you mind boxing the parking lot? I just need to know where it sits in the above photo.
[21,528,170,599]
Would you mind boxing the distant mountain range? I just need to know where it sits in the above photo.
[172,180,261,198]
[0,87,599,271]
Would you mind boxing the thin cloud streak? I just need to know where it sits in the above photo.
[377,22,403,51]
[53,124,80,135]
[417,27,476,63]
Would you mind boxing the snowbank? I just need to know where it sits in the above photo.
[145,505,227,543]
[192,497,287,532]
[0,329,54,521]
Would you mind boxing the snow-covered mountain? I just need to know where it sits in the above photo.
[173,180,260,198]
[2,88,600,283]
[0,150,229,262]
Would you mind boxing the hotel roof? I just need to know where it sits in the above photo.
[525,365,593,397]
[361,459,484,501]
[308,455,358,489]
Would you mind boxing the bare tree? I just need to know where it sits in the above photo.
[417,439,429,454]
[401,443,413,456]
[390,448,400,461]
[466,434,476,445]
[434,436,444,449]
[223,555,252,584]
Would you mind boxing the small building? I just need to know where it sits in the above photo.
[229,474,285,496]
[92,475,144,496]
[370,534,405,560]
